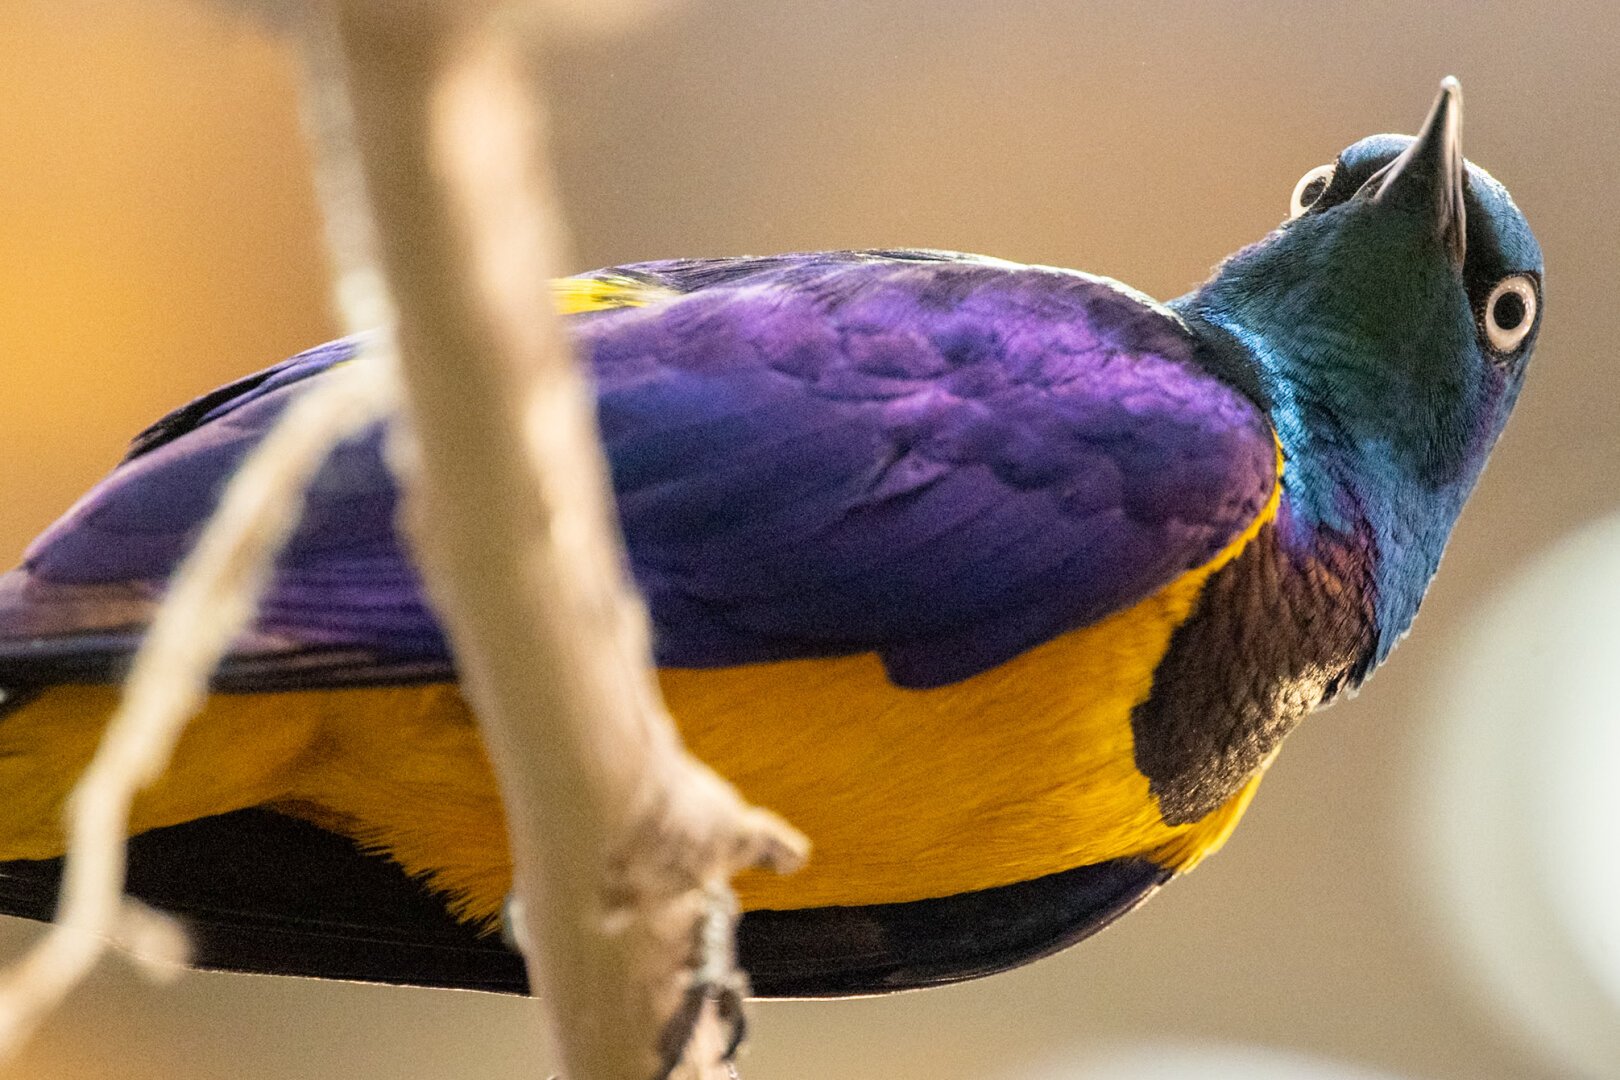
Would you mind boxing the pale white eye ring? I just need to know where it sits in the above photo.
[1484,275,1538,353]
[1289,163,1337,220]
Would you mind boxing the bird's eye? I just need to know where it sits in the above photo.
[1288,163,1336,220]
[1483,274,1538,354]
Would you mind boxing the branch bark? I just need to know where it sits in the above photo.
[321,5,805,1079]
[0,359,392,1055]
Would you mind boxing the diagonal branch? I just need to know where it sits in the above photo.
[0,3,804,1077]
[0,356,393,1056]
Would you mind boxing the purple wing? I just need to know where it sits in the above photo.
[0,338,445,688]
[0,251,1276,690]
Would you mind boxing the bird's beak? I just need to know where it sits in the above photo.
[1374,77,1467,268]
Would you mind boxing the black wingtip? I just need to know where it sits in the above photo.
[738,857,1172,997]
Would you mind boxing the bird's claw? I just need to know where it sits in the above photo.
[506,887,750,1080]
[652,886,750,1080]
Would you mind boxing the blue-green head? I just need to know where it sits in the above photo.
[1171,79,1543,663]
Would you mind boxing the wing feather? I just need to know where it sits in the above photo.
[0,252,1276,691]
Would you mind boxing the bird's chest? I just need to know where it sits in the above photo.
[1129,520,1376,825]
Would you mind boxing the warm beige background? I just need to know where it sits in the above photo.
[1,1,1616,1077]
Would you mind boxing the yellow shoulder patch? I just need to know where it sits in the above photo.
[551,274,679,315]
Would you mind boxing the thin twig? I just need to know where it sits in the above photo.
[0,15,412,1051]
[0,6,805,1077]
[0,356,391,1057]
[0,0,411,1059]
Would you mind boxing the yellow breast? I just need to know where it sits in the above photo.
[664,501,1270,910]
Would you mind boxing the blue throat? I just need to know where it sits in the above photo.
[1169,296,1482,669]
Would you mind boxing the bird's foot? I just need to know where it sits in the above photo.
[652,884,750,1080]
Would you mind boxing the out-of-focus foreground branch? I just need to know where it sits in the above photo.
[319,3,806,1077]
[0,2,805,1077]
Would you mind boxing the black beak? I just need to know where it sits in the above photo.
[1375,77,1467,267]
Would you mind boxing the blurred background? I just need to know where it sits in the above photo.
[1,1,1617,1077]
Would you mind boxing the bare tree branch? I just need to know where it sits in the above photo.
[0,3,805,1077]
[0,357,393,1056]
[319,5,806,1072]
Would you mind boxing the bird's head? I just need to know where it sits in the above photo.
[1174,78,1543,660]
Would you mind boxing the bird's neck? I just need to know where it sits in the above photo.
[1170,297,1468,670]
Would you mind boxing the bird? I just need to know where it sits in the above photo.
[0,78,1541,997]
